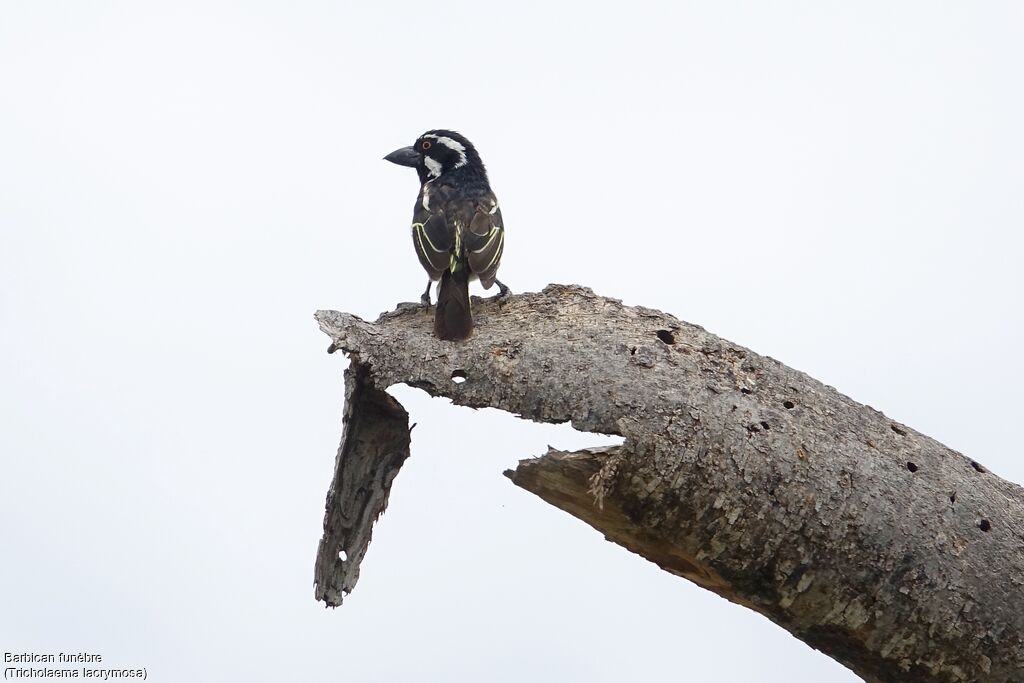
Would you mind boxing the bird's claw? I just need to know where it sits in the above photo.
[493,279,512,303]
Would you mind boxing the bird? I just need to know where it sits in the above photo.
[384,130,509,340]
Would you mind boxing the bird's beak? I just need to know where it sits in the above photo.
[384,146,420,168]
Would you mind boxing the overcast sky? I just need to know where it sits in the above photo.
[2,2,1022,681]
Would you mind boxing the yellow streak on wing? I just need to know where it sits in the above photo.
[413,224,433,266]
[471,227,499,254]
[417,223,446,254]
[484,231,504,273]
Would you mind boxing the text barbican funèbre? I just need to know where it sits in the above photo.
[5,654,102,664]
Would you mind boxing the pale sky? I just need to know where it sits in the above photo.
[2,2,1022,681]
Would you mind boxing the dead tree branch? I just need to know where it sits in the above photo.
[313,284,1024,683]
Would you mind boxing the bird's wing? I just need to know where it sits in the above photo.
[411,188,454,280]
[464,195,504,289]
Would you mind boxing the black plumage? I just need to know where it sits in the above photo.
[384,130,508,340]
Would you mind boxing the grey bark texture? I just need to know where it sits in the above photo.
[314,362,410,605]
[314,284,1024,683]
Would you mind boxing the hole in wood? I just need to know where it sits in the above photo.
[906,462,918,472]
[760,421,771,431]
[979,519,991,532]
[656,330,675,345]
[740,387,753,395]
[949,492,956,504]
[783,400,795,409]
[451,369,467,384]
[970,460,985,473]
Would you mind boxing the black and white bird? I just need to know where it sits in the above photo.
[384,130,508,340]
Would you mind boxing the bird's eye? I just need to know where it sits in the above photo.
[421,140,432,150]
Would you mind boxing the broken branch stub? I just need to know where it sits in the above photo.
[314,284,1024,683]
[313,363,410,607]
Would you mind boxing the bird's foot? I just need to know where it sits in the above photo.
[493,279,512,303]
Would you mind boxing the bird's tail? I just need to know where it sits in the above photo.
[434,264,473,340]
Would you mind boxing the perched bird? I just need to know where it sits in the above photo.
[384,130,509,340]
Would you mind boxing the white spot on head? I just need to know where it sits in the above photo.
[423,156,443,178]
[434,136,465,153]
[422,133,468,169]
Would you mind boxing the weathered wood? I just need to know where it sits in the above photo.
[313,362,410,606]
[314,284,1024,682]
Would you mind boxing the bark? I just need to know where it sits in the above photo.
[313,284,1024,683]
[313,362,410,606]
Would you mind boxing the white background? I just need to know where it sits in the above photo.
[2,2,1022,681]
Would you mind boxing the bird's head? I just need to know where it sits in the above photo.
[384,130,485,183]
